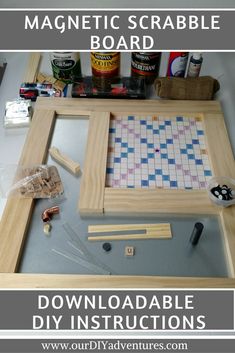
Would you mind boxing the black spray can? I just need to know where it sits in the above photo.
[131,52,161,84]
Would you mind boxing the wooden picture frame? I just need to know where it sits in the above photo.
[0,97,235,288]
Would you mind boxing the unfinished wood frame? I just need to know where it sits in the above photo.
[0,97,235,288]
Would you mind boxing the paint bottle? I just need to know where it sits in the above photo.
[91,52,120,92]
[131,52,162,84]
[166,52,189,77]
[50,52,81,83]
[187,53,203,78]
[91,52,120,78]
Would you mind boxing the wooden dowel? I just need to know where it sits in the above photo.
[49,146,80,175]
[88,223,171,233]
[88,231,172,241]
[23,53,41,82]
[88,223,172,241]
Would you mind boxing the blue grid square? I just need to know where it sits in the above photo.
[160,143,167,148]
[127,185,135,188]
[204,170,212,176]
[163,175,170,181]
[166,139,173,144]
[155,169,162,175]
[153,129,159,134]
[147,143,154,148]
[141,158,148,164]
[148,175,155,181]
[109,128,116,133]
[168,159,175,164]
[161,153,168,159]
[188,154,195,160]
[165,121,171,125]
[115,137,121,143]
[106,168,114,174]
[170,181,178,187]
[121,142,128,148]
[128,116,134,120]
[148,153,155,158]
[192,139,199,145]
[197,130,204,135]
[176,117,183,122]
[114,157,121,163]
[195,159,203,165]
[141,180,149,187]
[141,138,147,143]
[140,120,147,125]
[186,144,193,149]
[147,125,153,130]
[159,125,165,130]
[180,149,187,154]
[121,152,128,158]
[128,147,134,153]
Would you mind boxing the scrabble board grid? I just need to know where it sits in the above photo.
[106,115,212,190]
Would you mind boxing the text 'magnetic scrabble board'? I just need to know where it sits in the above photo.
[106,115,212,190]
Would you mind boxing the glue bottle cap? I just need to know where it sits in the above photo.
[192,53,202,60]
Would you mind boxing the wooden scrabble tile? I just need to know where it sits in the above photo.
[125,246,135,256]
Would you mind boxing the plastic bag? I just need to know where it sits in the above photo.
[0,164,63,199]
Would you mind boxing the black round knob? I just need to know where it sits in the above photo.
[102,242,112,252]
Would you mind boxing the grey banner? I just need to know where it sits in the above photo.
[1,338,235,353]
[0,290,233,330]
[0,10,234,50]
[1,1,235,9]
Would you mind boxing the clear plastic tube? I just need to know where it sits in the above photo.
[63,222,113,274]
[52,248,110,275]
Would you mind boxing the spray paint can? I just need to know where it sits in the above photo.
[187,53,203,78]
[91,52,120,78]
[131,52,162,84]
[50,52,81,83]
[166,52,189,77]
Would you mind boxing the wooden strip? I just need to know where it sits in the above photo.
[49,146,80,175]
[0,110,56,273]
[88,223,170,233]
[23,53,41,82]
[111,112,204,119]
[220,208,235,277]
[147,227,171,236]
[35,97,222,115]
[52,109,91,117]
[79,112,110,214]
[0,273,234,288]
[203,113,235,177]
[104,188,218,215]
[88,232,171,241]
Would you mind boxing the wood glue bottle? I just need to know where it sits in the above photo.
[187,53,203,78]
